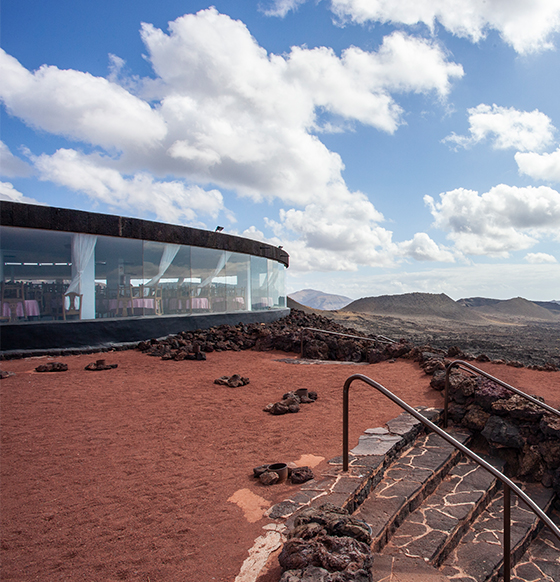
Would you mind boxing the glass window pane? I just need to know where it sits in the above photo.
[250,256,269,310]
[191,247,226,313]
[268,260,286,308]
[94,235,142,318]
[226,252,249,312]
[1,226,72,321]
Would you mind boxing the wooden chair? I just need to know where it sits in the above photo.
[63,292,82,320]
[116,285,132,317]
[1,282,26,322]
[154,285,163,315]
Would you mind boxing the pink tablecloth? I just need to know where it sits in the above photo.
[108,298,155,311]
[190,298,209,310]
[2,300,40,318]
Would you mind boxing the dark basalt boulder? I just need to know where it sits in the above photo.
[290,466,314,485]
[481,415,525,449]
[278,504,373,582]
[36,362,68,372]
[279,536,372,578]
[475,377,512,412]
[491,394,546,421]
[214,374,250,387]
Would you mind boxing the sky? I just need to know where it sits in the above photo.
[1,0,560,301]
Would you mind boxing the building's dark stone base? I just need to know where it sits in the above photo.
[0,309,290,357]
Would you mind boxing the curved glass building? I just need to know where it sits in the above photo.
[0,202,289,352]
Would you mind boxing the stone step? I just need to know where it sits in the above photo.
[353,428,472,552]
[370,554,452,582]
[439,481,556,582]
[509,507,560,582]
[381,456,505,567]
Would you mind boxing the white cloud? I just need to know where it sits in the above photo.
[0,141,33,177]
[397,232,456,262]
[33,148,224,225]
[443,104,556,152]
[261,0,308,17]
[0,181,45,205]
[516,146,560,183]
[0,49,167,152]
[525,252,557,264]
[330,0,560,54]
[425,184,560,256]
[0,8,464,271]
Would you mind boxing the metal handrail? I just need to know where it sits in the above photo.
[444,359,560,428]
[342,373,560,582]
[299,326,395,358]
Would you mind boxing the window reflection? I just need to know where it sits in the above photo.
[0,225,286,323]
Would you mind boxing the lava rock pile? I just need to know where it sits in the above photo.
[263,389,318,415]
[35,362,68,372]
[430,364,560,493]
[214,374,250,387]
[136,310,409,364]
[278,503,373,582]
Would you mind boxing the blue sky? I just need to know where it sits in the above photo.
[1,0,560,301]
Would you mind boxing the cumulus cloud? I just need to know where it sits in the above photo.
[397,232,456,262]
[330,0,560,54]
[516,146,560,183]
[0,49,167,152]
[0,181,44,204]
[443,104,556,152]
[0,8,465,271]
[260,0,308,17]
[425,184,560,256]
[33,148,224,225]
[525,252,557,264]
[0,141,33,177]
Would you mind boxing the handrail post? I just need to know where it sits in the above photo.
[444,362,454,428]
[343,377,351,471]
[503,484,511,582]
[342,372,560,556]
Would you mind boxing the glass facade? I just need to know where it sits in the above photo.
[0,226,286,322]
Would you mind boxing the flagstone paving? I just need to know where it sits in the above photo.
[265,406,559,582]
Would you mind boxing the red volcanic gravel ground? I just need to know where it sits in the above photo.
[1,350,559,582]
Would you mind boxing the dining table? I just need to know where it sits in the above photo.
[2,300,41,319]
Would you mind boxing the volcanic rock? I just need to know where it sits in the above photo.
[85,359,118,371]
[290,466,314,484]
[253,464,270,478]
[35,362,68,372]
[481,415,525,449]
[491,394,545,421]
[214,374,250,387]
[279,536,372,577]
[462,405,490,431]
[260,470,280,486]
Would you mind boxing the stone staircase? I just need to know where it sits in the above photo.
[268,407,560,582]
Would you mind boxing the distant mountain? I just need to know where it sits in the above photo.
[533,300,560,313]
[457,297,501,308]
[343,292,481,322]
[289,290,560,322]
[286,296,320,313]
[289,289,353,311]
[465,297,558,320]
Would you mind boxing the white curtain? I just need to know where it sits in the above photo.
[146,244,180,287]
[66,234,97,319]
[200,251,231,288]
[66,234,97,295]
